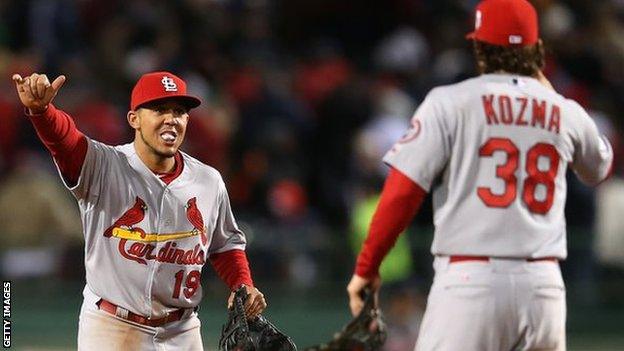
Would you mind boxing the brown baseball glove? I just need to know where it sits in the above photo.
[218,286,297,351]
[304,288,387,351]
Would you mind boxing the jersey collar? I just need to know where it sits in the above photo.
[122,143,188,187]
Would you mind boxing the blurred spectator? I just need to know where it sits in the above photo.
[373,26,429,76]
[353,84,416,178]
[0,150,82,279]
[267,179,326,287]
[244,178,332,287]
[563,171,599,306]
[0,95,19,172]
[381,287,425,351]
[71,98,129,145]
[349,191,413,284]
[595,177,624,269]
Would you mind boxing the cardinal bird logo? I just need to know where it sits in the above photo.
[104,196,148,238]
[186,197,207,246]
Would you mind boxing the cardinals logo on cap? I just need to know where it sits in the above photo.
[131,71,200,110]
[475,10,482,30]
[161,76,178,92]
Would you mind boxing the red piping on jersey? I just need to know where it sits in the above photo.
[209,249,254,289]
[355,167,427,279]
[156,152,184,185]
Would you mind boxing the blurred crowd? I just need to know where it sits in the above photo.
[1,0,624,346]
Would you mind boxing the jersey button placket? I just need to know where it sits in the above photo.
[146,186,168,318]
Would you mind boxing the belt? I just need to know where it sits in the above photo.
[449,255,558,263]
[97,299,187,327]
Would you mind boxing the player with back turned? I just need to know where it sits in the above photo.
[347,0,613,350]
[12,70,267,350]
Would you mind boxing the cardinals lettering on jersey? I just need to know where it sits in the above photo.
[104,195,209,266]
[117,240,206,266]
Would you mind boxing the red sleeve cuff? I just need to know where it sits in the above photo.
[209,249,254,290]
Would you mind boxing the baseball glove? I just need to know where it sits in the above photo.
[219,286,297,351]
[304,288,387,351]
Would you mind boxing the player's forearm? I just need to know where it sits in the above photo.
[27,103,87,184]
[355,168,427,279]
[209,249,254,290]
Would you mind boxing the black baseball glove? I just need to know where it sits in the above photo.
[219,286,297,351]
[304,288,387,351]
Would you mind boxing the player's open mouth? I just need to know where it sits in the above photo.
[160,131,177,144]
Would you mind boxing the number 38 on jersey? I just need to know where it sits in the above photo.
[477,137,560,215]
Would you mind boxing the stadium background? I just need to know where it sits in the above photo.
[1,0,623,349]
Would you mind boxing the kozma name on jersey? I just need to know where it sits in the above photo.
[482,94,560,134]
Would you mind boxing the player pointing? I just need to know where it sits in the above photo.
[13,71,267,350]
[347,0,613,350]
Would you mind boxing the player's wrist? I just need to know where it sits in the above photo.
[232,281,254,291]
[24,104,50,116]
[354,264,380,280]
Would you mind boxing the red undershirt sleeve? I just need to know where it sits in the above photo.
[209,249,254,290]
[355,167,428,279]
[26,104,87,186]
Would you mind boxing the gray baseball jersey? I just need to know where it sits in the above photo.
[384,74,613,259]
[59,138,246,319]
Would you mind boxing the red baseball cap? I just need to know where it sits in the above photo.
[466,0,539,46]
[130,71,201,111]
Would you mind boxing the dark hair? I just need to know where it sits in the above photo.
[472,40,545,77]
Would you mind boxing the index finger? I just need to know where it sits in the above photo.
[248,300,266,318]
[244,292,254,312]
[347,284,363,299]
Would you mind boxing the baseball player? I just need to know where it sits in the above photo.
[347,0,613,350]
[13,70,267,350]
